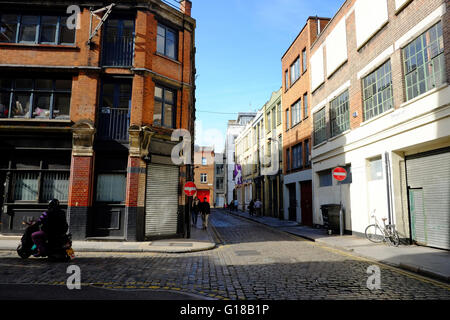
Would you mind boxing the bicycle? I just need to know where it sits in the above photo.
[365,211,400,247]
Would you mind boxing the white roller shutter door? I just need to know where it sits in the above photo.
[406,149,450,250]
[145,164,179,237]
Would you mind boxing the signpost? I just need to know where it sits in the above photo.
[184,182,197,239]
[332,167,347,236]
[184,181,197,197]
[332,167,347,182]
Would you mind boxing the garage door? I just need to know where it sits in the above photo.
[145,164,179,237]
[406,148,450,250]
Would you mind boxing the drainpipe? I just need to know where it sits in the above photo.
[385,152,393,225]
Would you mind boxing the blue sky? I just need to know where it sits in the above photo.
[191,0,344,152]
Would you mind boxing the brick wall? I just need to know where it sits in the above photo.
[282,18,330,174]
[68,155,93,207]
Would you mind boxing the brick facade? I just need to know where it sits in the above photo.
[0,0,196,240]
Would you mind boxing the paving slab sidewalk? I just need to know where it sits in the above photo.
[0,224,217,254]
[226,208,450,283]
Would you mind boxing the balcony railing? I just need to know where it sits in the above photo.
[98,107,130,142]
[102,36,134,67]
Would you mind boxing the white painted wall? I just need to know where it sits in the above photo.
[310,45,325,92]
[355,0,388,48]
[326,19,348,78]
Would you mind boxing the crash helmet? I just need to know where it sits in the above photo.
[48,199,60,212]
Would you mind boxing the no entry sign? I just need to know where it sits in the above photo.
[332,167,347,181]
[184,181,197,197]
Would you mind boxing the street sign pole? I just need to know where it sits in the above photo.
[183,181,197,239]
[332,167,347,236]
[187,195,191,239]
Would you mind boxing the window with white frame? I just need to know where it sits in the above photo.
[290,57,300,85]
[200,173,207,183]
[291,99,301,127]
[362,60,393,121]
[403,21,446,101]
[303,93,308,119]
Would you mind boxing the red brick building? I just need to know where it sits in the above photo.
[193,146,215,206]
[281,17,329,224]
[0,0,196,241]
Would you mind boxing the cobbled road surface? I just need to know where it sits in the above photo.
[0,209,448,300]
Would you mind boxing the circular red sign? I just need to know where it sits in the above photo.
[184,181,197,197]
[332,167,347,181]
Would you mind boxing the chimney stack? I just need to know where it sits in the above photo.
[180,0,192,16]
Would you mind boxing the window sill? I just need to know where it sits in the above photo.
[290,121,301,130]
[0,42,79,50]
[328,129,351,142]
[155,52,181,65]
[360,107,395,127]
[0,118,71,123]
[312,140,327,149]
[290,77,301,88]
[400,82,448,109]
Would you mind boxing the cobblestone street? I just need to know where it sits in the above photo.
[0,209,449,300]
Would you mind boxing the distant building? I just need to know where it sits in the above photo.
[224,113,256,205]
[214,153,225,208]
[235,89,283,217]
[194,146,215,206]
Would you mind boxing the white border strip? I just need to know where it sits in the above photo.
[357,45,394,79]
[328,80,351,101]
[311,80,351,115]
[394,3,446,50]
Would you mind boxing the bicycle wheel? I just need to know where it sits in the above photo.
[386,225,400,247]
[365,224,384,243]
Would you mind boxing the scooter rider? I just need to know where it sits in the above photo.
[31,199,68,257]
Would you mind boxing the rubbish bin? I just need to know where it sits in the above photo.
[320,204,343,235]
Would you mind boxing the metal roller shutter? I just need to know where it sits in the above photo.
[145,164,179,237]
[406,149,450,250]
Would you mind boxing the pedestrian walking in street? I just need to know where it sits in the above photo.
[255,199,262,217]
[201,197,211,230]
[192,197,200,228]
[234,199,239,211]
[248,199,255,216]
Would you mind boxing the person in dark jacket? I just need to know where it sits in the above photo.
[192,197,200,227]
[201,197,211,230]
[248,199,255,216]
[31,199,68,256]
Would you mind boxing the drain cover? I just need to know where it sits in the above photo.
[234,250,260,256]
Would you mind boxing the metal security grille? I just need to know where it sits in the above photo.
[330,90,349,137]
[406,149,450,250]
[145,164,179,237]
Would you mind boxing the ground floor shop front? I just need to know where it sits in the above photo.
[0,127,191,241]
[311,98,450,250]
